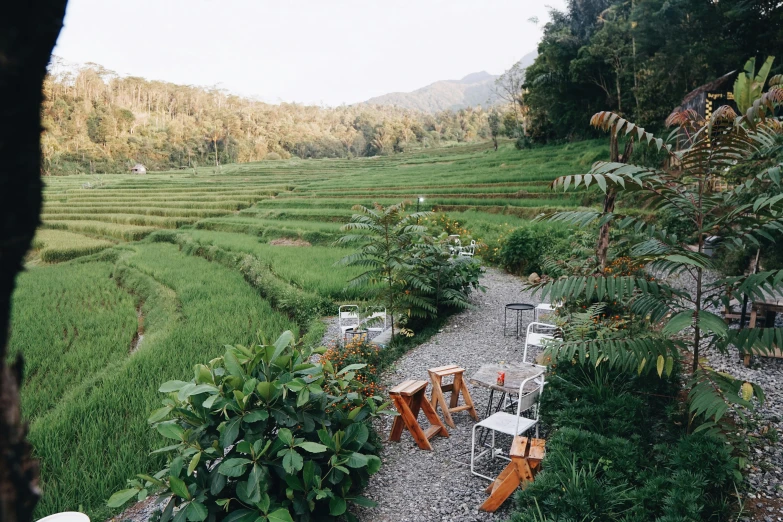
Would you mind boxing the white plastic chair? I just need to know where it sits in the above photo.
[470,369,545,481]
[523,322,560,363]
[338,305,359,341]
[365,308,387,334]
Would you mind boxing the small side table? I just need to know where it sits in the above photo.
[504,303,534,337]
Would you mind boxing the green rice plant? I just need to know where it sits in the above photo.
[41,213,197,228]
[43,220,158,241]
[176,229,365,300]
[27,243,298,520]
[8,261,137,419]
[32,229,114,262]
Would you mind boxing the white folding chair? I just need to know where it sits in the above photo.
[523,322,560,364]
[470,369,545,481]
[338,305,359,341]
[365,308,387,334]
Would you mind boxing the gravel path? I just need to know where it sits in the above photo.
[348,268,539,522]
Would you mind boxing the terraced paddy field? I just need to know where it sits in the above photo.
[10,139,611,519]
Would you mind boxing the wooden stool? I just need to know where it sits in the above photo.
[428,365,478,428]
[389,380,449,450]
[479,437,545,512]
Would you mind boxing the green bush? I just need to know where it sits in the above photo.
[109,331,391,522]
[511,362,737,522]
[499,223,571,275]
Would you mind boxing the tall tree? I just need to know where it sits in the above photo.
[1,2,68,522]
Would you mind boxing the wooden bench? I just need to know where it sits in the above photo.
[389,379,448,450]
[428,365,477,428]
[479,436,545,512]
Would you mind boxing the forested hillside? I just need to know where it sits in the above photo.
[41,61,493,174]
[523,0,783,142]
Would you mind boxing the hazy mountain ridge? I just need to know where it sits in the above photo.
[363,51,537,113]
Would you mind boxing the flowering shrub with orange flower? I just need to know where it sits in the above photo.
[321,339,384,398]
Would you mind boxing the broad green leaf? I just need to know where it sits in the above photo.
[159,380,190,393]
[224,350,245,378]
[187,452,201,476]
[366,455,381,474]
[107,488,140,508]
[329,496,347,516]
[168,475,191,500]
[337,363,367,375]
[346,452,369,468]
[281,449,303,474]
[220,416,242,447]
[297,442,328,453]
[156,421,185,441]
[637,357,646,375]
[267,508,295,522]
[277,428,294,446]
[185,501,208,522]
[218,458,252,477]
[656,355,664,378]
[665,356,674,377]
[148,406,173,424]
[350,496,377,508]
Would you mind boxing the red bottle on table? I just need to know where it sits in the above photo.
[497,371,505,386]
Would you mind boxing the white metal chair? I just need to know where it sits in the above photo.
[459,240,476,257]
[365,308,387,334]
[534,302,561,322]
[338,305,359,341]
[523,322,560,364]
[470,369,545,481]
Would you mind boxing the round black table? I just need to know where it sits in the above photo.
[504,303,535,337]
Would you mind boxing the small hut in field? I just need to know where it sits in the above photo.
[131,163,147,174]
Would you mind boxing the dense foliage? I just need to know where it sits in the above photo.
[108,331,391,522]
[41,61,493,174]
[337,204,483,334]
[510,362,737,521]
[523,0,783,142]
[535,62,783,434]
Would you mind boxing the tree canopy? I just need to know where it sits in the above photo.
[523,0,783,142]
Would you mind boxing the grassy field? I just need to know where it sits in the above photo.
[9,139,610,518]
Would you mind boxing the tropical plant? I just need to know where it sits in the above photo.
[336,203,430,336]
[107,331,391,522]
[533,63,783,433]
[733,56,776,115]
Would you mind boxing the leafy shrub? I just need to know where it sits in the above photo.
[499,223,571,275]
[320,340,383,398]
[265,152,282,160]
[108,331,392,522]
[510,362,737,522]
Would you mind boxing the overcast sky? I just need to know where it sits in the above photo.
[53,0,566,106]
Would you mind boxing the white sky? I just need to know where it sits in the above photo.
[53,0,566,106]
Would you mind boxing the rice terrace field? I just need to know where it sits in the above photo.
[10,140,608,519]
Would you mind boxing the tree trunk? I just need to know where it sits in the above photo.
[597,133,634,270]
[1,2,68,522]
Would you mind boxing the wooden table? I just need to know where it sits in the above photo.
[470,362,542,416]
[470,362,543,446]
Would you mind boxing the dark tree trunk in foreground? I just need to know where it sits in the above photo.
[1,3,68,521]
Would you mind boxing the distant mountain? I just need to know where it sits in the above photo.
[363,51,537,113]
